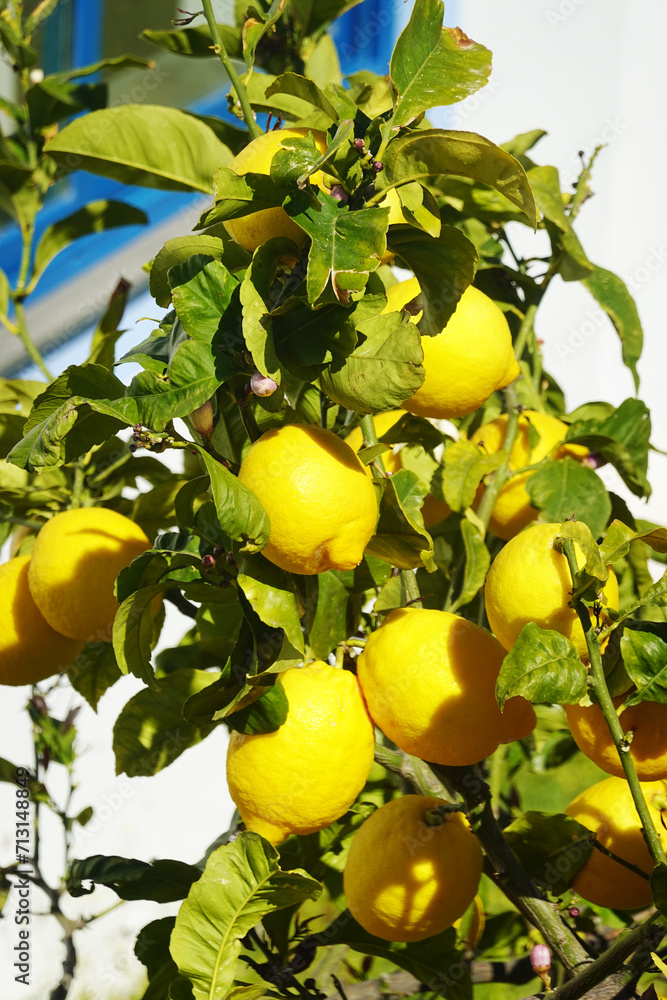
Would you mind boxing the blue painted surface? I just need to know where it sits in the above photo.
[330,0,397,76]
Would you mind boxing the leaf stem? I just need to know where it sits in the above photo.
[560,537,667,867]
[201,0,262,140]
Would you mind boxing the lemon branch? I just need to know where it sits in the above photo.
[561,538,667,868]
[201,0,262,140]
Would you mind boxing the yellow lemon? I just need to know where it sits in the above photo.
[357,608,536,766]
[0,556,84,686]
[345,410,404,475]
[484,522,619,660]
[238,423,378,575]
[344,795,484,941]
[471,411,590,540]
[566,698,667,780]
[224,128,328,253]
[226,661,375,844]
[565,776,667,909]
[28,507,151,641]
[382,277,519,419]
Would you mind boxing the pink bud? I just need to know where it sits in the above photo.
[250,372,278,397]
[530,944,551,973]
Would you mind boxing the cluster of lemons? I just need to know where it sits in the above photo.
[0,507,150,686]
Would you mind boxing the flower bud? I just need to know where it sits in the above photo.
[250,372,278,397]
[353,138,365,151]
[530,944,551,973]
[330,184,349,204]
[201,554,216,570]
[372,160,384,173]
[189,399,215,438]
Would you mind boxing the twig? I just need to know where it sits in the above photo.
[201,0,262,139]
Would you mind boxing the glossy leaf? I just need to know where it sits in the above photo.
[584,265,643,390]
[199,166,292,227]
[226,681,289,735]
[384,130,537,230]
[308,571,350,659]
[390,0,491,128]
[197,449,271,554]
[170,834,321,1000]
[135,916,187,1000]
[503,812,594,893]
[385,225,478,337]
[620,630,667,708]
[396,180,442,237]
[113,583,171,688]
[265,71,339,122]
[45,105,232,193]
[25,0,61,33]
[240,237,299,382]
[67,643,121,713]
[169,256,238,343]
[528,165,593,280]
[526,458,612,539]
[365,470,434,571]
[27,77,107,129]
[113,668,220,777]
[150,235,250,308]
[599,519,637,566]
[237,556,304,654]
[565,398,651,498]
[242,0,288,69]
[496,623,588,709]
[439,438,504,512]
[273,302,357,380]
[67,854,201,902]
[450,517,490,612]
[141,23,242,57]
[319,312,424,413]
[87,278,131,371]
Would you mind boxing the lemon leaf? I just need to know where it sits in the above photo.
[170,256,239,344]
[308,570,350,659]
[496,623,588,709]
[526,458,612,540]
[365,470,435,572]
[150,235,250,309]
[449,517,490,613]
[503,812,594,894]
[650,866,667,918]
[620,630,667,708]
[437,438,505,513]
[67,854,201,902]
[170,834,321,1000]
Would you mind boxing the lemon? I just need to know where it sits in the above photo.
[344,410,404,475]
[238,423,378,575]
[382,278,519,419]
[565,776,667,909]
[471,411,589,540]
[566,698,667,780]
[357,608,536,766]
[344,795,484,941]
[28,507,151,641]
[226,661,374,844]
[484,522,619,659]
[0,556,84,686]
[224,128,328,253]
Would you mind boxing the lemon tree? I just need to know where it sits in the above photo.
[2,1,667,999]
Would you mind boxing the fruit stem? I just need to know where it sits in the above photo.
[561,537,667,867]
[373,744,450,798]
[475,391,521,532]
[201,0,262,140]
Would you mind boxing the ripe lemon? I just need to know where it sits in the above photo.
[226,661,375,844]
[28,507,151,641]
[224,128,328,253]
[343,794,484,941]
[484,522,619,659]
[471,411,589,540]
[566,698,667,780]
[345,410,404,475]
[238,423,378,575]
[382,278,519,419]
[357,608,536,766]
[565,776,667,909]
[0,556,84,686]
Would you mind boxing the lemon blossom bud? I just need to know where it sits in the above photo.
[189,399,214,437]
[250,372,278,397]
[530,944,552,990]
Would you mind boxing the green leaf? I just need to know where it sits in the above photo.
[287,192,386,304]
[395,180,442,237]
[33,200,147,287]
[385,225,478,337]
[265,71,339,122]
[45,106,232,193]
[317,916,469,1000]
[556,520,609,593]
[273,302,357,380]
[365,470,434,571]
[150,235,250,309]
[67,855,201,902]
[503,812,594,894]
[67,642,122,712]
[308,571,350,660]
[141,23,242,57]
[113,668,220,777]
[25,0,61,33]
[240,238,299,382]
[584,265,642,391]
[290,0,364,39]
[112,583,170,688]
[319,311,424,413]
[199,166,292,227]
[26,77,107,130]
[565,398,651,499]
[170,834,321,1000]
[236,556,304,654]
[384,129,538,229]
[226,681,289,735]
[439,438,504,512]
[242,0,288,70]
[600,519,637,566]
[620,630,667,708]
[390,0,491,129]
[135,916,188,1000]
[450,517,490,612]
[650,863,667,917]
[169,256,239,343]
[196,448,270,554]
[528,165,594,280]
[526,458,612,539]
[496,623,588,709]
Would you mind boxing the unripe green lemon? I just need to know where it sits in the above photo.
[344,795,484,941]
[238,423,378,575]
[0,556,84,686]
[28,507,151,641]
[226,661,375,844]
[357,607,536,766]
[224,128,328,253]
[382,278,519,418]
